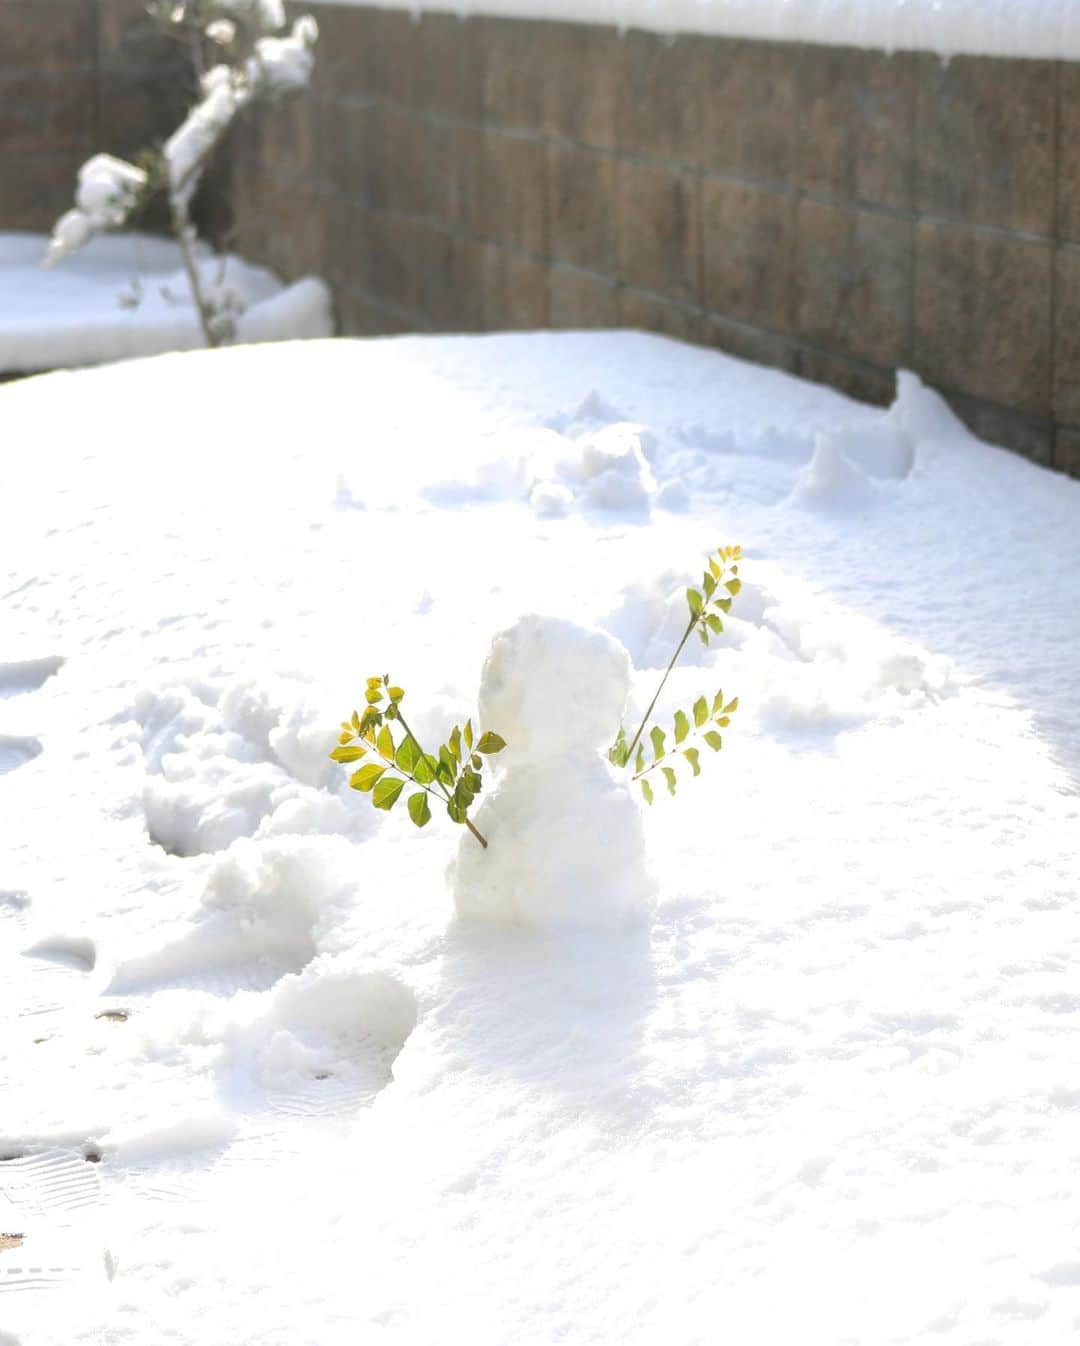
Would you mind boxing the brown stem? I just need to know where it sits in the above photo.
[624,614,698,764]
[171,206,219,348]
[392,704,489,850]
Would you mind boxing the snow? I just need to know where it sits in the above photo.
[318,0,1080,61]
[0,233,333,373]
[1,330,1079,1345]
[450,615,654,927]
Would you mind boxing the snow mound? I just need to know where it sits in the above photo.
[0,232,332,373]
[134,675,367,856]
[788,432,885,512]
[452,615,653,928]
[225,960,417,1092]
[106,837,355,995]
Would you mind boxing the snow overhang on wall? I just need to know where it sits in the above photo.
[314,0,1080,62]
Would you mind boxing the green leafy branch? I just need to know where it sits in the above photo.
[330,676,505,848]
[610,545,743,805]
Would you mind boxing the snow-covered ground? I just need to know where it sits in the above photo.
[0,233,332,374]
[321,0,1080,62]
[1,331,1078,1346]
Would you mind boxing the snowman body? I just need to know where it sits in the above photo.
[451,615,654,929]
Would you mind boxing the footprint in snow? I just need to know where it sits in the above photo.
[0,736,41,777]
[0,658,64,701]
[0,1150,105,1300]
[16,935,98,1024]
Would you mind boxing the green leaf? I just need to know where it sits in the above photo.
[436,758,455,790]
[640,778,654,806]
[471,753,482,771]
[704,731,723,752]
[698,626,709,647]
[706,614,723,635]
[634,743,645,775]
[349,763,386,793]
[447,799,467,825]
[388,686,404,703]
[453,779,474,809]
[395,736,421,774]
[330,745,367,764]
[723,697,739,715]
[439,744,458,783]
[464,720,474,752]
[650,725,666,762]
[415,753,437,786]
[693,696,708,728]
[674,709,690,744]
[463,769,482,794]
[407,791,431,827]
[477,732,506,754]
[713,690,725,715]
[717,597,732,613]
[662,766,677,796]
[372,775,405,811]
[683,747,701,777]
[725,578,742,595]
[377,725,395,759]
[708,557,722,580]
[687,588,704,618]
[449,725,462,763]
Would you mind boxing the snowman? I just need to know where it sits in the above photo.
[450,614,655,929]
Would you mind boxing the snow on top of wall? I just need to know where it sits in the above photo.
[316,0,1080,62]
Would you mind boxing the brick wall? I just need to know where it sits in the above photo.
[4,2,1080,478]
[0,0,189,232]
[225,4,1080,477]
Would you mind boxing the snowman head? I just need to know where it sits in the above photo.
[477,614,631,769]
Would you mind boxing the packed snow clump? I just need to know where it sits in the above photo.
[2,233,332,373]
[451,615,654,928]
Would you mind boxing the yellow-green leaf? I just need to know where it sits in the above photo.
[377,724,394,759]
[407,791,431,827]
[372,776,405,811]
[476,732,506,754]
[693,696,708,728]
[331,745,367,764]
[350,763,386,792]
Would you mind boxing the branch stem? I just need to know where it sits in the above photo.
[393,705,489,850]
[624,614,699,764]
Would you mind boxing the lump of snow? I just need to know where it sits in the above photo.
[451,615,654,928]
[890,370,974,445]
[4,232,333,373]
[824,423,915,482]
[788,432,882,512]
[569,422,658,513]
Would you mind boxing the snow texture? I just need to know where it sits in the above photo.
[1,331,1079,1346]
[451,615,654,927]
[317,0,1080,60]
[0,233,332,372]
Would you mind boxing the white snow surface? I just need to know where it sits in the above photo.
[1,331,1079,1345]
[319,0,1080,61]
[0,232,332,373]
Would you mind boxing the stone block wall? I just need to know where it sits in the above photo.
[0,0,188,232]
[227,5,1080,475]
[4,1,1080,477]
